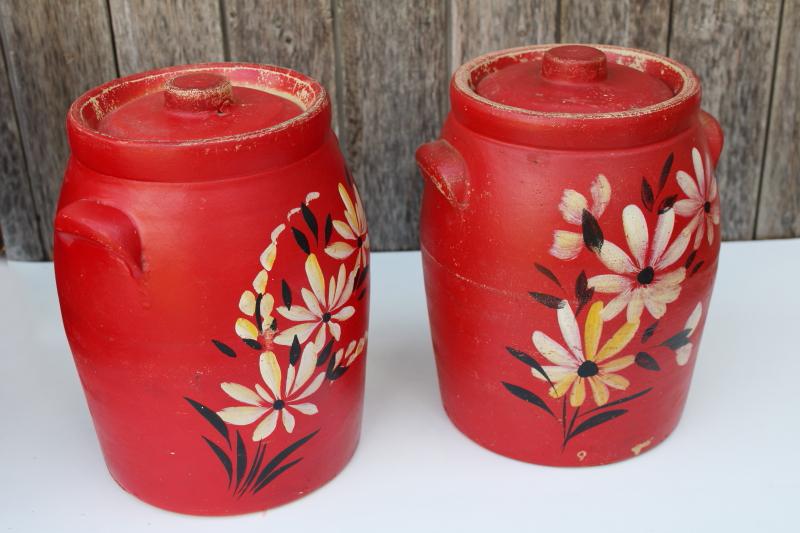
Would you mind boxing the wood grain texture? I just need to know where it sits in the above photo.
[0,40,44,260]
[756,0,799,239]
[559,0,671,53]
[0,0,117,259]
[670,0,781,241]
[450,0,558,65]
[110,0,225,75]
[337,0,448,250]
[224,0,337,127]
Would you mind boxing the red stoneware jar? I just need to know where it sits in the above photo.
[417,45,722,466]
[54,64,370,514]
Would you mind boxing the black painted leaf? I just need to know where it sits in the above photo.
[253,458,303,494]
[202,437,232,486]
[684,250,697,269]
[269,317,278,331]
[185,397,230,445]
[581,209,604,251]
[502,382,554,417]
[235,431,247,489]
[661,329,692,350]
[354,265,370,290]
[357,289,366,301]
[534,263,562,288]
[212,339,236,358]
[641,178,654,211]
[317,339,335,367]
[641,320,659,342]
[328,366,348,380]
[289,335,301,366]
[300,203,318,242]
[529,292,565,309]
[238,441,266,496]
[281,279,292,309]
[658,152,674,193]
[583,388,653,415]
[567,410,628,441]
[506,347,552,386]
[324,214,333,245]
[242,338,262,351]
[252,430,319,493]
[635,351,660,371]
[292,227,310,254]
[658,194,678,214]
[574,271,594,316]
[691,261,704,276]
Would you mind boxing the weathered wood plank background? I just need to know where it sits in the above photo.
[0,0,796,260]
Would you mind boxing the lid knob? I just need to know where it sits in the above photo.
[541,45,608,83]
[164,73,233,112]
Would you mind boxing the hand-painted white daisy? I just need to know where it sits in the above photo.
[588,205,691,322]
[217,348,325,441]
[325,183,369,269]
[235,269,275,343]
[674,148,720,249]
[333,337,366,368]
[675,302,703,366]
[274,253,356,349]
[531,301,638,407]
[550,174,611,260]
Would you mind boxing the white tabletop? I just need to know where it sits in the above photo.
[1,240,798,532]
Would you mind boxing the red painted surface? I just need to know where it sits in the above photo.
[418,45,722,466]
[55,63,369,515]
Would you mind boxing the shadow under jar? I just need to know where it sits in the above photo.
[416,45,722,466]
[55,63,370,514]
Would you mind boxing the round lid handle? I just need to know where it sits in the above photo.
[164,73,233,112]
[541,45,608,83]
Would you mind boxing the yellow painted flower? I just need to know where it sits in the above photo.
[550,175,611,260]
[333,336,366,368]
[325,183,369,269]
[217,347,324,441]
[531,301,638,407]
[274,253,355,349]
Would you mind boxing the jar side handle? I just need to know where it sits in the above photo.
[700,110,724,168]
[415,140,470,209]
[55,200,143,277]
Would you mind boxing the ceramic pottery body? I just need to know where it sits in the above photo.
[417,45,722,466]
[55,64,370,514]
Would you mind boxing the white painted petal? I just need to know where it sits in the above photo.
[301,288,323,317]
[252,410,279,441]
[597,241,637,274]
[706,219,715,245]
[532,331,578,367]
[273,322,317,346]
[559,189,588,225]
[676,170,700,200]
[334,348,344,368]
[305,254,327,307]
[218,406,267,426]
[260,293,275,320]
[623,205,648,268]
[709,176,718,201]
[327,275,336,309]
[337,269,356,306]
[345,210,360,236]
[253,270,268,294]
[255,383,273,403]
[655,224,691,270]
[642,290,668,319]
[599,290,632,321]
[338,183,357,221]
[239,291,256,316]
[590,174,611,217]
[333,264,347,306]
[314,324,327,349]
[278,305,318,322]
[235,318,259,340]
[333,306,355,321]
[260,243,277,271]
[588,274,632,293]
[259,351,282,400]
[328,321,342,341]
[557,302,584,361]
[220,382,264,406]
[532,365,575,383]
[692,147,706,196]
[295,373,326,401]
[325,241,356,259]
[292,343,318,394]
[626,289,645,321]
[649,209,675,266]
[690,215,704,250]
[711,202,720,224]
[332,219,356,240]
[676,343,694,366]
[281,409,296,433]
[550,230,583,260]
[291,402,318,415]
[686,302,703,332]
[270,224,286,242]
[674,198,702,217]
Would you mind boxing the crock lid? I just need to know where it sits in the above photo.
[68,63,330,182]
[452,44,701,149]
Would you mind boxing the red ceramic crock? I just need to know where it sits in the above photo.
[416,44,722,466]
[54,63,370,514]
